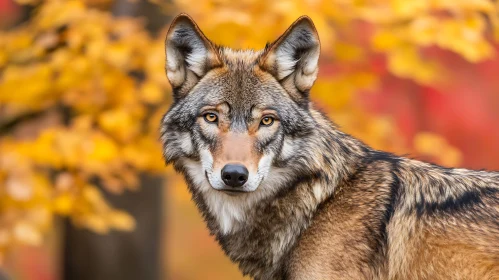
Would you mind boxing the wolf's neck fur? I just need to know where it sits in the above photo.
[185,108,369,279]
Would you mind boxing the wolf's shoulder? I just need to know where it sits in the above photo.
[351,150,499,218]
[361,149,499,186]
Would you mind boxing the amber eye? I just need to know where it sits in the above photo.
[203,113,218,123]
[260,116,274,127]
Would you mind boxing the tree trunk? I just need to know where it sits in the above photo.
[62,2,168,280]
[62,174,164,280]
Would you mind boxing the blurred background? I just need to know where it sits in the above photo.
[1,0,499,279]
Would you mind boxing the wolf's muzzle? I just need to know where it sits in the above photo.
[221,164,249,188]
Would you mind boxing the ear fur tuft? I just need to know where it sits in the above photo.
[260,16,320,104]
[165,13,222,98]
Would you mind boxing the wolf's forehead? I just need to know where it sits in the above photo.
[219,48,263,66]
[198,48,282,106]
[210,75,277,111]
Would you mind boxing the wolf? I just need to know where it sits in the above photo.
[160,13,499,280]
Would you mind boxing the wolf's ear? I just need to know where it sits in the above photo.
[260,16,320,105]
[165,14,222,99]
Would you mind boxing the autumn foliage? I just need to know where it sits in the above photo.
[0,0,168,259]
[1,0,499,275]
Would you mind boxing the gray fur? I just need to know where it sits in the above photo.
[161,14,499,280]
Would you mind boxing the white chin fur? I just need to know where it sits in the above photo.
[181,149,290,235]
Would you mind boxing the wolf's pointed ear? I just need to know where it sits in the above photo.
[260,16,320,106]
[165,14,222,99]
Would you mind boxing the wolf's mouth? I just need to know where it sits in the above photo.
[219,189,247,193]
[205,170,256,195]
[217,188,249,196]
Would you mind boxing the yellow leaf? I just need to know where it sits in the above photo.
[140,81,164,104]
[82,185,106,207]
[53,194,74,215]
[414,132,463,166]
[436,16,493,62]
[387,46,437,83]
[391,0,430,19]
[85,134,118,163]
[13,222,42,246]
[82,215,109,234]
[372,30,402,51]
[98,109,138,142]
[414,132,446,155]
[409,16,438,46]
[105,43,132,68]
[108,211,136,231]
[334,42,364,62]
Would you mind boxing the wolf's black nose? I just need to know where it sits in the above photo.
[221,164,249,188]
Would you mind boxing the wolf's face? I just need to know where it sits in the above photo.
[161,14,321,233]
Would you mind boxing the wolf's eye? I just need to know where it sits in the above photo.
[260,116,274,127]
[203,113,218,123]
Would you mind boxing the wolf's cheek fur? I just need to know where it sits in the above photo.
[161,129,195,164]
[280,138,298,161]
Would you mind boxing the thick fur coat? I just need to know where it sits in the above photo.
[161,14,499,280]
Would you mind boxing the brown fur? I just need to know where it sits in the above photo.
[161,14,499,280]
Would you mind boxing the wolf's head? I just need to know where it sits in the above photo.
[161,14,324,233]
